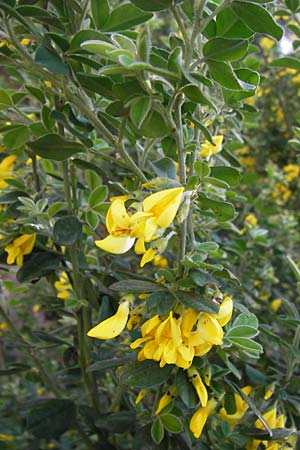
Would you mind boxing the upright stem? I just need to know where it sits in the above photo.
[175,96,188,277]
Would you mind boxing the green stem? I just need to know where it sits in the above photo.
[175,96,188,277]
[199,0,231,33]
[171,4,190,63]
[30,151,41,194]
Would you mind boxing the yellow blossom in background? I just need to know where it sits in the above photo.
[200,135,223,158]
[54,272,72,300]
[190,398,217,439]
[87,296,132,339]
[0,154,16,189]
[0,434,14,441]
[271,298,282,312]
[272,183,292,203]
[276,108,284,122]
[152,255,168,268]
[155,385,177,414]
[26,155,42,166]
[0,40,13,49]
[245,213,258,227]
[246,407,286,450]
[219,386,252,426]
[32,304,40,313]
[20,38,30,45]
[283,164,299,183]
[292,74,300,84]
[259,37,275,52]
[5,233,36,266]
[44,80,52,88]
[0,322,8,335]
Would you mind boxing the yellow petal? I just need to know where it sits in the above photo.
[108,198,131,230]
[95,235,135,254]
[155,385,177,414]
[142,187,184,228]
[140,247,157,267]
[190,407,208,439]
[181,308,199,336]
[135,389,148,405]
[197,313,223,345]
[215,296,233,327]
[134,237,146,255]
[188,368,208,407]
[87,301,129,339]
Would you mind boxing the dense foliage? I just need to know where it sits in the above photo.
[0,0,300,449]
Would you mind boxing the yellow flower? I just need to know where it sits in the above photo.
[142,187,184,228]
[155,385,177,414]
[54,272,72,300]
[0,154,16,189]
[44,80,52,88]
[200,135,223,158]
[271,298,282,312]
[219,386,252,426]
[32,304,40,313]
[245,214,258,227]
[190,398,217,439]
[188,368,208,406]
[0,322,8,332]
[5,233,36,266]
[95,188,183,264]
[127,305,144,331]
[246,407,286,450]
[87,299,130,339]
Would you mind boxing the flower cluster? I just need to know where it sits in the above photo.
[283,164,299,183]
[95,187,184,266]
[130,296,233,369]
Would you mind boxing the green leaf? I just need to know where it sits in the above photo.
[53,215,82,246]
[216,7,254,38]
[119,360,172,388]
[110,280,165,292]
[16,251,61,282]
[226,326,258,339]
[25,85,46,104]
[3,125,29,150]
[228,337,263,353]
[231,2,283,41]
[151,419,164,445]
[210,166,240,185]
[207,60,243,90]
[224,391,237,414]
[0,89,12,106]
[203,38,248,61]
[271,57,300,70]
[34,45,68,74]
[285,0,300,12]
[139,110,170,138]
[102,3,153,32]
[234,313,259,329]
[87,356,134,372]
[151,157,177,180]
[147,291,175,314]
[198,193,235,221]
[175,291,220,314]
[182,84,215,109]
[194,161,211,178]
[69,29,110,51]
[91,0,109,28]
[130,0,172,11]
[176,370,198,408]
[287,256,300,282]
[80,39,116,55]
[161,414,182,433]
[26,399,76,439]
[27,134,86,161]
[130,96,152,129]
[76,73,113,98]
[89,186,108,209]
